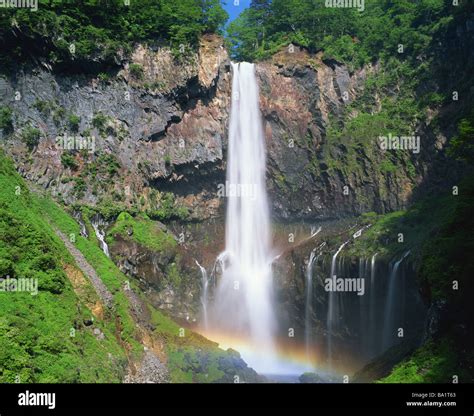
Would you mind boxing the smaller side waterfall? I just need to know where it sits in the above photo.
[327,241,348,367]
[91,216,110,258]
[73,211,89,238]
[310,226,322,238]
[305,249,318,360]
[196,260,209,330]
[382,251,410,350]
[359,257,368,356]
[368,253,378,357]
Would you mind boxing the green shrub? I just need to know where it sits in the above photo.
[92,112,108,131]
[21,126,41,149]
[0,1,228,68]
[147,192,189,222]
[98,72,110,82]
[108,211,177,252]
[60,152,78,170]
[97,153,120,176]
[52,106,66,126]
[33,99,51,115]
[129,63,144,80]
[68,114,81,132]
[0,106,13,133]
[73,177,87,197]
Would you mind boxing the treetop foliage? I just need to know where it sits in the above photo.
[226,0,467,67]
[0,0,228,70]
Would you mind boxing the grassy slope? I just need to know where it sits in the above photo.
[0,150,259,383]
[0,152,128,382]
[379,338,470,383]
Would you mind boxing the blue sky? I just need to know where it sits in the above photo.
[222,0,251,24]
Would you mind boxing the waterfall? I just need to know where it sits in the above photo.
[326,241,348,367]
[208,62,278,373]
[359,257,367,355]
[305,248,318,361]
[353,224,371,240]
[91,216,110,258]
[304,241,326,363]
[382,251,410,350]
[310,225,322,238]
[73,211,89,238]
[195,260,209,330]
[368,253,378,357]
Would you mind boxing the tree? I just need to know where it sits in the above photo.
[448,110,474,164]
[200,0,229,33]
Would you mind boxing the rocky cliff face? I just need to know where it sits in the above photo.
[0,34,231,220]
[1,35,459,223]
[257,47,450,220]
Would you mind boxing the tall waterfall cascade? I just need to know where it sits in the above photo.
[206,62,279,374]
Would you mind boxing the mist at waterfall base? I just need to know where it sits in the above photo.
[195,62,426,381]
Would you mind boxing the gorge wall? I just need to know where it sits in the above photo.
[1,35,458,223]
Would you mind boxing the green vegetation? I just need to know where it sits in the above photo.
[68,114,81,132]
[98,72,111,83]
[147,192,189,222]
[21,126,42,150]
[147,305,256,383]
[0,0,228,71]
[0,106,13,133]
[0,150,129,382]
[33,99,52,116]
[97,153,120,176]
[227,0,462,67]
[52,106,66,126]
[448,109,474,164]
[129,63,144,80]
[94,198,130,221]
[92,112,108,131]
[418,176,474,302]
[61,152,78,170]
[33,190,144,358]
[107,212,177,253]
[73,177,87,198]
[379,338,471,383]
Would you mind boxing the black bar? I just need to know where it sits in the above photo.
[0,383,472,412]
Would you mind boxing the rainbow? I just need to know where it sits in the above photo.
[197,327,357,380]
